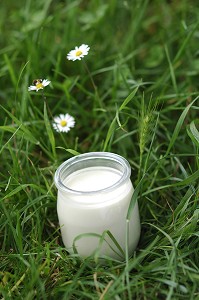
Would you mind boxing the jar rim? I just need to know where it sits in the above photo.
[54,152,131,195]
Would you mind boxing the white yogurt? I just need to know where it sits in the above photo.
[56,159,141,260]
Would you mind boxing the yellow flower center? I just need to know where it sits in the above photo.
[76,50,82,56]
[60,120,67,127]
[36,83,43,89]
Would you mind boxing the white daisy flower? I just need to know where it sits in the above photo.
[67,44,90,61]
[52,113,75,133]
[28,79,51,92]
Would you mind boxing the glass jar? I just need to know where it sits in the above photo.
[54,152,141,260]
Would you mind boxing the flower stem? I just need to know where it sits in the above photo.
[83,61,104,110]
[42,90,53,120]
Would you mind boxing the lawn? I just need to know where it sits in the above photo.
[0,0,199,299]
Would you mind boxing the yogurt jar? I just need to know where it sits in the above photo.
[54,152,141,260]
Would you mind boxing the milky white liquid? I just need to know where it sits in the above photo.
[57,166,141,260]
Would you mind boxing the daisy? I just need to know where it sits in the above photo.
[67,44,90,61]
[28,79,51,92]
[52,113,75,133]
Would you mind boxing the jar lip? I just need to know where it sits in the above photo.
[54,152,131,195]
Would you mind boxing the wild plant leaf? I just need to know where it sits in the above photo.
[56,147,80,156]
[119,86,139,111]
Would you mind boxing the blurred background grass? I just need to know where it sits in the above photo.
[0,0,199,299]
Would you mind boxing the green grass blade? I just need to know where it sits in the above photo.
[0,106,38,144]
[103,86,139,151]
[187,120,199,147]
[103,116,117,151]
[43,102,56,160]
[119,86,139,111]
[165,45,178,95]
[166,96,199,155]
[4,53,17,86]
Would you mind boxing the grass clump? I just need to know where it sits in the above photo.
[0,0,199,299]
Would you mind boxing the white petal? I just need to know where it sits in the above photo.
[80,44,90,52]
[67,50,76,59]
[53,116,61,123]
[42,79,50,86]
[42,79,51,86]
[64,113,70,119]
[28,86,37,91]
[52,123,59,131]
[60,114,66,120]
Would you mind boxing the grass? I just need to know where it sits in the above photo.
[0,0,199,299]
